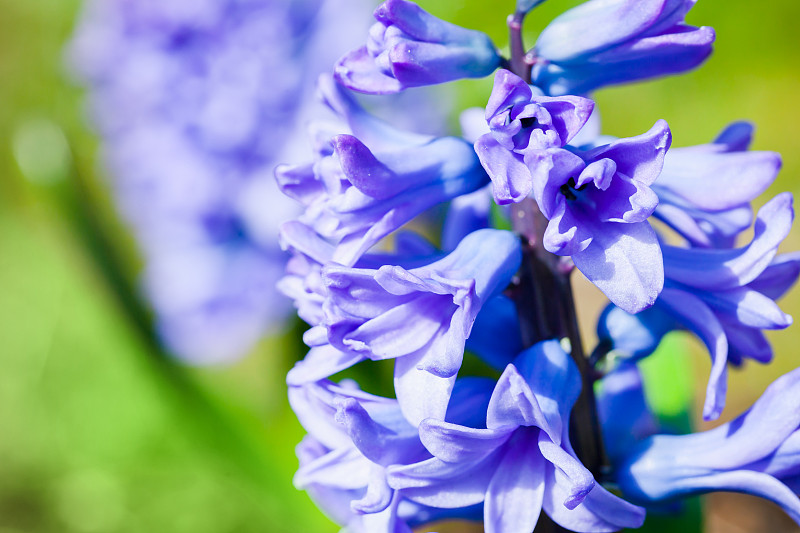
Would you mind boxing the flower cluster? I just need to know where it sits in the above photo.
[68,0,448,363]
[275,0,800,531]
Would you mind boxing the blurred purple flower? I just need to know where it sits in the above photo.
[68,0,381,362]
[597,364,660,464]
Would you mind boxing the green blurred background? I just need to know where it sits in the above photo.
[1,0,799,532]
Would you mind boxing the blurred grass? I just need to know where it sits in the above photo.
[1,0,800,532]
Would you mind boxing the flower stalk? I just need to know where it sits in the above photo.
[506,12,608,531]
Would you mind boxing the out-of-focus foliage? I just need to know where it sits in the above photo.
[0,0,799,531]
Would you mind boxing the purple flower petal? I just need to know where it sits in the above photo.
[487,364,552,433]
[663,193,794,291]
[442,187,491,251]
[525,148,585,217]
[658,144,781,212]
[485,69,534,121]
[719,319,772,364]
[654,201,751,248]
[515,340,582,444]
[336,46,405,94]
[393,350,456,425]
[534,25,714,96]
[474,134,531,205]
[359,493,413,533]
[465,295,523,371]
[538,433,595,509]
[571,219,663,314]
[387,454,501,508]
[352,464,395,514]
[748,252,800,300]
[618,368,800,525]
[295,445,371,490]
[418,419,512,464]
[536,0,669,62]
[484,432,546,533]
[544,468,646,533]
[713,121,754,152]
[337,0,500,93]
[598,364,659,462]
[287,345,366,386]
[335,397,424,466]
[596,304,677,363]
[323,229,520,419]
[542,196,594,256]
[583,120,671,187]
[317,73,434,151]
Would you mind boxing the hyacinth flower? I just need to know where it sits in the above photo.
[478,70,596,154]
[336,0,501,94]
[658,193,797,420]
[481,110,671,313]
[474,69,595,202]
[280,224,448,386]
[474,68,672,314]
[277,78,487,267]
[387,341,646,532]
[653,121,782,248]
[616,367,800,525]
[597,194,799,421]
[530,0,715,95]
[322,229,521,424]
[290,377,492,532]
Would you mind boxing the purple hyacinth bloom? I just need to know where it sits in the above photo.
[616,367,800,526]
[321,229,521,425]
[653,122,782,248]
[489,120,670,313]
[277,77,487,267]
[531,0,715,95]
[67,0,379,363]
[335,0,501,94]
[474,70,595,204]
[479,70,595,154]
[659,193,799,420]
[280,224,447,386]
[387,340,646,532]
[290,377,491,532]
